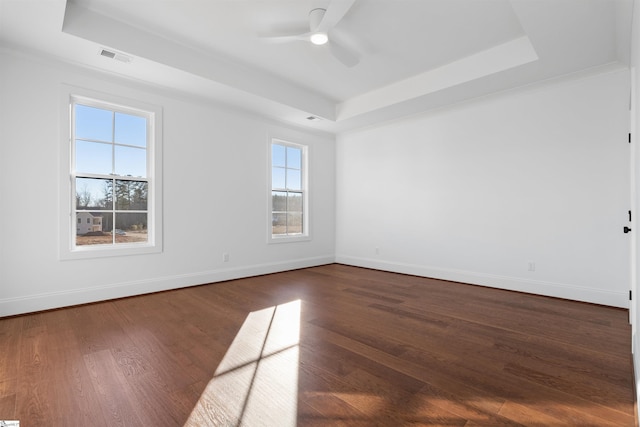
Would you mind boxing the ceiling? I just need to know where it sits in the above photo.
[0,0,634,133]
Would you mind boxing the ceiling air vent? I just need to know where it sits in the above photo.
[99,48,132,63]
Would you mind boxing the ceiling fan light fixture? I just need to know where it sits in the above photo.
[310,32,328,45]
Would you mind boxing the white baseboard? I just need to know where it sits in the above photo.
[3,254,628,317]
[0,256,334,317]
[335,255,628,308]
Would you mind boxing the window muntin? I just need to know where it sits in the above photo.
[71,99,152,249]
[270,140,307,239]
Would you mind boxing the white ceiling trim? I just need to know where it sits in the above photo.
[337,35,538,121]
[0,0,627,134]
[62,0,337,120]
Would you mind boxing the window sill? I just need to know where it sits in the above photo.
[60,243,162,260]
[268,234,311,244]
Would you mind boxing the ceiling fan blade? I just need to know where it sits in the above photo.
[330,26,374,56]
[328,39,360,67]
[260,32,311,44]
[317,0,357,32]
[258,22,310,42]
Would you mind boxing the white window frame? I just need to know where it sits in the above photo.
[59,86,163,259]
[268,138,310,243]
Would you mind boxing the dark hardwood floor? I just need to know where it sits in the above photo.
[0,264,635,426]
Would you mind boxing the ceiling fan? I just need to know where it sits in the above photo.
[260,0,361,67]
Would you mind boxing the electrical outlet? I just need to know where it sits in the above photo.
[223,253,229,262]
[528,261,536,272]
[375,247,379,255]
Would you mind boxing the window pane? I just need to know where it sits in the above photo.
[287,213,303,234]
[115,180,148,210]
[115,145,146,177]
[115,213,148,243]
[76,177,113,210]
[272,191,287,211]
[272,167,285,189]
[69,96,158,255]
[76,212,112,246]
[287,192,303,212]
[272,212,287,235]
[286,169,301,191]
[75,104,113,142]
[272,144,286,167]
[76,140,112,175]
[286,146,301,169]
[270,141,306,239]
[115,113,147,147]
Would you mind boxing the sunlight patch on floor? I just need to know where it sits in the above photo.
[184,300,301,427]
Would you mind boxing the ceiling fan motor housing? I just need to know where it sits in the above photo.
[309,8,327,32]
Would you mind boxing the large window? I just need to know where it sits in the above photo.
[60,87,162,258]
[270,140,308,241]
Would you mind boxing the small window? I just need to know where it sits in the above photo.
[60,86,163,259]
[269,139,308,242]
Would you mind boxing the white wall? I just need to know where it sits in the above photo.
[0,49,336,317]
[336,68,631,308]
[0,44,632,317]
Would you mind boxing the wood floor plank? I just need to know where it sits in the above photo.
[0,316,21,418]
[83,349,145,426]
[0,264,635,426]
[14,313,54,426]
